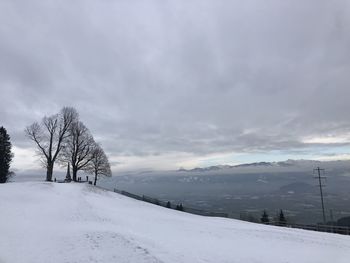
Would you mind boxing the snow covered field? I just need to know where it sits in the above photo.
[0,182,349,263]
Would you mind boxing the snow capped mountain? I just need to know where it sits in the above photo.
[178,159,347,173]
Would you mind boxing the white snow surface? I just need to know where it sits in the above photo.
[0,182,350,263]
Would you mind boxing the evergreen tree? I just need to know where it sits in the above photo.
[166,201,171,208]
[278,209,287,226]
[65,163,72,182]
[0,127,13,183]
[176,203,184,211]
[260,210,269,224]
[179,203,183,211]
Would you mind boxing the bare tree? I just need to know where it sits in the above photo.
[87,144,112,185]
[25,107,78,181]
[60,121,95,181]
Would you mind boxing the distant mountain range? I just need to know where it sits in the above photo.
[177,159,348,172]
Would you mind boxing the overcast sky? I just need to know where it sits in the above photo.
[1,0,350,173]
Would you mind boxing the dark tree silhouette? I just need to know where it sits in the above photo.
[176,203,184,211]
[0,127,13,183]
[261,210,269,224]
[87,144,111,185]
[65,163,72,182]
[278,209,287,226]
[166,201,171,208]
[25,107,77,181]
[60,121,95,181]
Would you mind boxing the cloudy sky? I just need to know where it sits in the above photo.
[1,0,350,174]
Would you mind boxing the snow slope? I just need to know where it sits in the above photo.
[0,182,349,263]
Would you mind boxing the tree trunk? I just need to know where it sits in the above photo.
[46,163,54,181]
[94,172,97,186]
[72,167,78,182]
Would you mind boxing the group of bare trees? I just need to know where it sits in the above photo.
[25,107,111,185]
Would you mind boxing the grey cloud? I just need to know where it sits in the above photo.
[1,0,350,169]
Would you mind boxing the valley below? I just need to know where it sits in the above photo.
[100,160,350,224]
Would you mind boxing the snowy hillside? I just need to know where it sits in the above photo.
[0,182,349,263]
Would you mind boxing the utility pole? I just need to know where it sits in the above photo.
[329,209,334,222]
[314,167,326,224]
